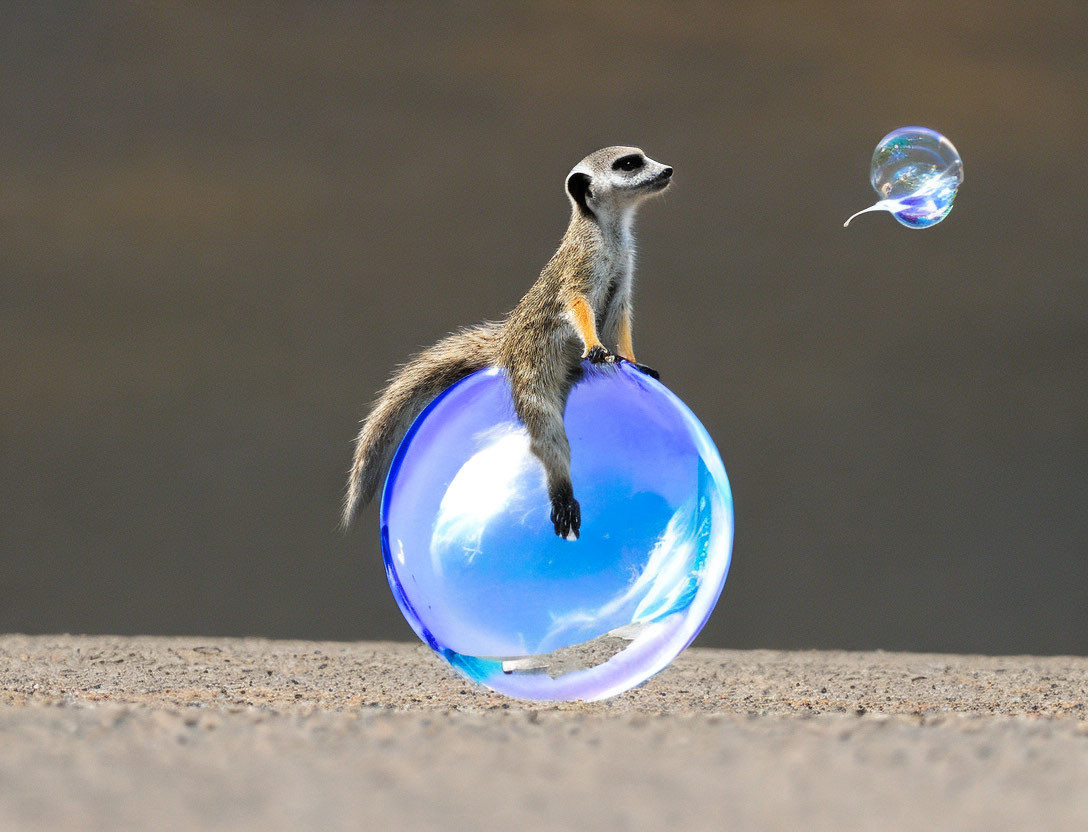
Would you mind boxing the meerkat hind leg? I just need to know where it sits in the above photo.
[531,429,580,539]
[530,413,580,540]
[514,377,581,540]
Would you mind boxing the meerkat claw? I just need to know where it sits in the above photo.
[614,356,660,379]
[550,490,581,539]
[584,345,615,365]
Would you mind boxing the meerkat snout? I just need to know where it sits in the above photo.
[649,165,673,192]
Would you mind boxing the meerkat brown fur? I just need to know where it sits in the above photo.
[343,146,673,538]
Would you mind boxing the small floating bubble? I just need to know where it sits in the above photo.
[844,126,964,229]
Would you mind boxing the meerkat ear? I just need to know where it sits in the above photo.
[566,172,594,217]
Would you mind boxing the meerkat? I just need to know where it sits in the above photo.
[343,145,672,539]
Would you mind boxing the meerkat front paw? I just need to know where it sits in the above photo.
[550,486,581,540]
[583,345,616,364]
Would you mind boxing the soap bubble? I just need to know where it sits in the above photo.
[380,362,733,701]
[845,126,964,228]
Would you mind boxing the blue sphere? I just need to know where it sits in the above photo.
[380,361,733,701]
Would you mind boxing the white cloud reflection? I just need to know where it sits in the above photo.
[540,493,706,648]
[429,425,536,576]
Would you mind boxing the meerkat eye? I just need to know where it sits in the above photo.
[612,154,644,172]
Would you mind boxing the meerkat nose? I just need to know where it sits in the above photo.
[661,167,673,179]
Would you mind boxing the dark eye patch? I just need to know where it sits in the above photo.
[612,154,644,172]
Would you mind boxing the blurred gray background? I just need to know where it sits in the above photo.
[2,2,1085,653]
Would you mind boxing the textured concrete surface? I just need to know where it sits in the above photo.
[2,636,1087,831]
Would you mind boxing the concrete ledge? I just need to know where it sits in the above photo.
[3,635,1087,830]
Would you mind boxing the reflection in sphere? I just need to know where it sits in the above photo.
[380,361,733,701]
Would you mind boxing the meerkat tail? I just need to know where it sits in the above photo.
[341,324,500,528]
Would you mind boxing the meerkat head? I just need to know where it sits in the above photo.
[565,146,672,222]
